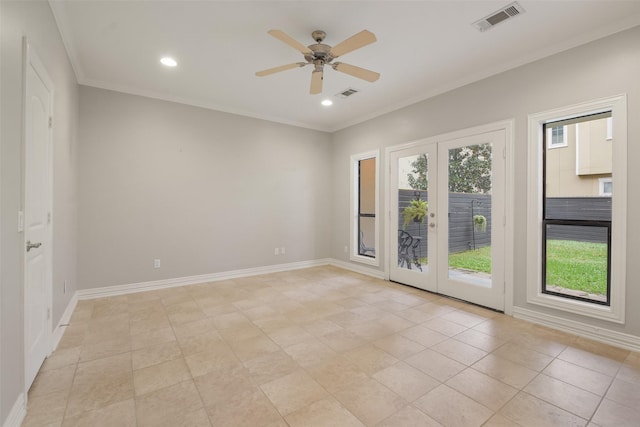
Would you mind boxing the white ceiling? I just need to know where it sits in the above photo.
[50,1,640,132]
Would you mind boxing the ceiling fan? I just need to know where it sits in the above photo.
[256,29,380,95]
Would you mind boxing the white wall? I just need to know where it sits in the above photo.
[0,0,79,422]
[331,26,640,337]
[77,86,333,289]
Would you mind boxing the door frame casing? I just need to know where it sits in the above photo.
[22,38,54,396]
[384,120,514,314]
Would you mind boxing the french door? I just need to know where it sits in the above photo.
[389,130,506,311]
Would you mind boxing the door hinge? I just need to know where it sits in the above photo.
[503,147,506,159]
[503,215,506,226]
[47,308,51,320]
[47,212,51,224]
[49,117,53,128]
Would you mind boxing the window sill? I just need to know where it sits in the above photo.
[547,143,568,149]
[349,254,379,267]
[526,291,624,324]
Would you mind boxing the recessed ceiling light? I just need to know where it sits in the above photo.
[160,57,177,67]
[321,99,333,106]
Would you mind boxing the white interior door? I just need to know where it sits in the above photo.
[389,130,506,311]
[24,42,53,390]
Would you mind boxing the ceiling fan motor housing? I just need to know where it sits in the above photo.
[305,43,334,67]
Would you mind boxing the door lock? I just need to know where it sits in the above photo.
[429,222,436,228]
[26,241,42,252]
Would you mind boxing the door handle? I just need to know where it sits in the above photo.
[26,241,42,252]
[429,222,436,228]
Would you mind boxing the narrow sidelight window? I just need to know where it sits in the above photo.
[350,151,379,265]
[358,158,376,257]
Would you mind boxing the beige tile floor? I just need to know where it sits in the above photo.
[23,266,640,427]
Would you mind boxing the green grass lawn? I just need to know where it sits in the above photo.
[545,240,607,295]
[447,240,607,296]
[449,246,492,273]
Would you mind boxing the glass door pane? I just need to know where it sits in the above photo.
[397,154,429,272]
[446,143,492,287]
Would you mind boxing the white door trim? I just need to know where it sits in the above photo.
[385,120,514,313]
[22,38,54,396]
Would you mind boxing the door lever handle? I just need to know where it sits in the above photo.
[26,240,42,252]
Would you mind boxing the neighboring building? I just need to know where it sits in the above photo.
[546,117,612,197]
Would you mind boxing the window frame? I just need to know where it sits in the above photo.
[546,125,568,149]
[350,150,379,266]
[527,95,627,323]
[599,177,613,197]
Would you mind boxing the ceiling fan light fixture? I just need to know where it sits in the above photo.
[321,99,333,106]
[160,57,177,67]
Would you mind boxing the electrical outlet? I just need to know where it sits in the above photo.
[63,280,67,294]
[280,247,285,255]
[154,259,161,268]
[274,248,279,255]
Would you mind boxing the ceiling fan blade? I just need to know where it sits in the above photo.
[329,30,376,58]
[256,63,305,77]
[268,29,312,55]
[333,62,380,82]
[310,70,323,95]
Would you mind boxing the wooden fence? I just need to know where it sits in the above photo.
[546,197,611,243]
[398,190,491,255]
[398,191,611,255]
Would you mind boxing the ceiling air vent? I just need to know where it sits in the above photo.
[473,2,525,32]
[336,88,359,99]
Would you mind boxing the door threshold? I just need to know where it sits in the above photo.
[389,280,504,314]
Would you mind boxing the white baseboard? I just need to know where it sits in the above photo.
[75,258,387,301]
[329,259,385,280]
[52,292,78,351]
[512,306,640,352]
[2,393,25,427]
[77,259,334,300]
